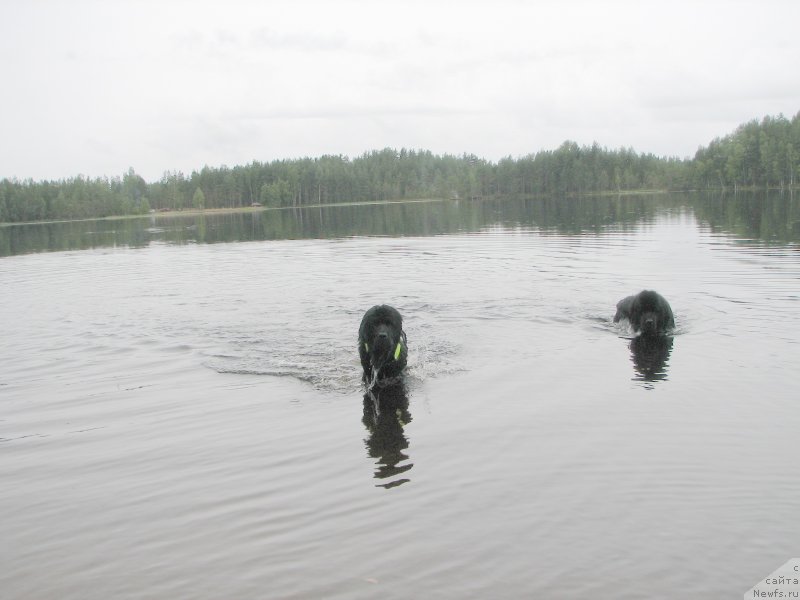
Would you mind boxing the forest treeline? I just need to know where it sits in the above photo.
[1,112,798,223]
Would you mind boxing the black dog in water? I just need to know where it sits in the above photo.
[614,290,675,336]
[358,304,408,388]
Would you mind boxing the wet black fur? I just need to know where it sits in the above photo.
[614,290,675,336]
[358,305,408,384]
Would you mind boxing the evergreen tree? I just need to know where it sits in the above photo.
[192,187,206,210]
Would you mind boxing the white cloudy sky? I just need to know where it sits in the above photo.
[1,0,798,181]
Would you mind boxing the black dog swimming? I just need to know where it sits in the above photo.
[614,290,675,336]
[358,304,408,388]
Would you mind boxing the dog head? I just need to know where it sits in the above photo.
[631,290,673,335]
[359,304,407,373]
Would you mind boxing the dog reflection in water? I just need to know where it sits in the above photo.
[629,334,673,384]
[362,384,413,489]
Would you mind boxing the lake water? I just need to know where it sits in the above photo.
[1,193,799,599]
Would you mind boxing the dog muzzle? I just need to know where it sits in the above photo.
[364,341,403,361]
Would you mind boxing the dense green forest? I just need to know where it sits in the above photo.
[1,112,798,224]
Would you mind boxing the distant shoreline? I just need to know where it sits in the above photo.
[6,186,798,228]
[0,198,454,227]
[0,192,678,227]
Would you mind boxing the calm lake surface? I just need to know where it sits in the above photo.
[1,193,799,599]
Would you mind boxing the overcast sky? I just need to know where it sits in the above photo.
[2,0,798,182]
